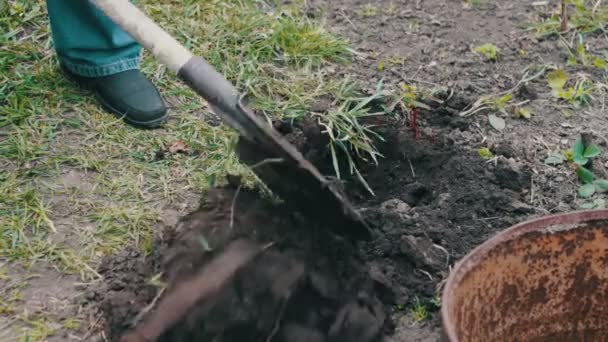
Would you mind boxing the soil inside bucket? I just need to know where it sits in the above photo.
[86,109,534,341]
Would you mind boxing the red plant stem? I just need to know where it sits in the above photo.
[411,109,420,140]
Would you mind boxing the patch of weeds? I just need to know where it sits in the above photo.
[357,4,380,17]
[546,68,595,107]
[0,280,25,315]
[267,15,351,65]
[460,65,548,117]
[527,0,608,38]
[481,93,513,112]
[545,136,607,198]
[0,175,56,260]
[564,36,607,69]
[62,317,82,330]
[474,43,500,62]
[18,316,54,342]
[486,93,533,120]
[399,83,429,110]
[410,296,429,322]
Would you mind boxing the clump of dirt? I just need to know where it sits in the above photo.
[90,183,388,342]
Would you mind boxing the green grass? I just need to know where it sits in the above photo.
[0,0,384,339]
[410,296,429,322]
[526,0,608,38]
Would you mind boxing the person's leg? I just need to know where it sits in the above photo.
[46,0,167,128]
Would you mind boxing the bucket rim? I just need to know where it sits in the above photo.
[440,209,608,342]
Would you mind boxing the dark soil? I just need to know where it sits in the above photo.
[88,0,608,341]
[88,108,533,341]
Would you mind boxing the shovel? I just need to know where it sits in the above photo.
[89,0,371,240]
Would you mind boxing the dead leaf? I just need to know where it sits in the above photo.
[168,140,189,154]
[488,114,506,131]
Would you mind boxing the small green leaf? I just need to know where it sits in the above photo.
[579,198,605,209]
[574,156,589,166]
[478,148,494,160]
[378,60,385,71]
[593,57,607,70]
[578,184,596,198]
[573,137,585,160]
[577,166,595,184]
[544,153,564,165]
[562,149,574,162]
[594,199,606,208]
[498,93,512,104]
[583,144,601,158]
[595,179,608,191]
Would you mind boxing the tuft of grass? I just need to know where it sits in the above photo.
[0,175,56,261]
[315,82,387,195]
[410,296,429,322]
[18,316,54,342]
[357,4,380,17]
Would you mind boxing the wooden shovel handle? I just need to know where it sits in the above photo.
[119,239,261,342]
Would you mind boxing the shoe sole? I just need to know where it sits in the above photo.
[94,92,169,129]
[60,65,169,129]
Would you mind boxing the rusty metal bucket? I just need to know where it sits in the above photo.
[441,210,608,342]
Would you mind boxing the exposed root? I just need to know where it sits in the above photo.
[265,298,289,342]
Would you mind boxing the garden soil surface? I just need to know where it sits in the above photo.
[88,1,608,341]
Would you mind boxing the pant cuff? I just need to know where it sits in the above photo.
[60,57,140,77]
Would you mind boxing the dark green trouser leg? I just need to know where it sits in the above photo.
[44,0,168,128]
[46,0,141,77]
